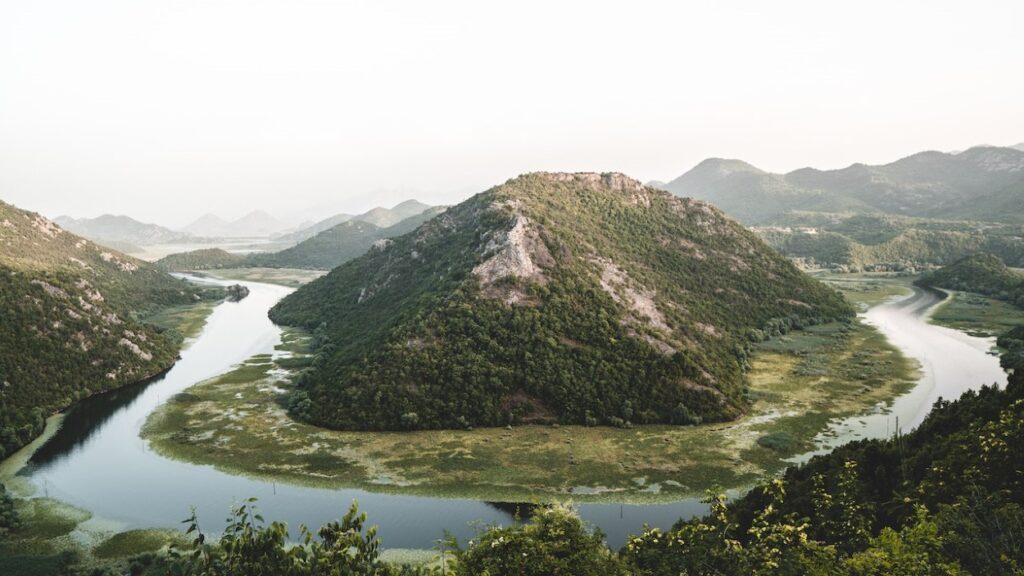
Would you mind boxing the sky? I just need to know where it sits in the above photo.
[1,0,1022,228]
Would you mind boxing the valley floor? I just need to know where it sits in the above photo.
[140,275,928,504]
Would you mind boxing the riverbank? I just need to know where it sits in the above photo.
[142,310,916,503]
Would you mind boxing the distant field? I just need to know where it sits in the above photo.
[206,267,325,287]
[813,271,915,309]
[143,315,915,503]
[126,240,282,262]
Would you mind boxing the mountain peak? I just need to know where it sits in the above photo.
[530,171,645,192]
[269,171,852,432]
[693,158,765,176]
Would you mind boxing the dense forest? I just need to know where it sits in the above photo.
[269,172,852,432]
[916,253,1024,309]
[756,215,1024,272]
[0,200,220,459]
[153,249,247,272]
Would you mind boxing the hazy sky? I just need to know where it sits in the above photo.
[2,0,1022,228]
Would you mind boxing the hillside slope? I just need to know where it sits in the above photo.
[154,248,248,272]
[916,252,1024,308]
[756,214,1024,271]
[269,173,852,431]
[248,206,445,270]
[273,200,433,245]
[0,200,217,458]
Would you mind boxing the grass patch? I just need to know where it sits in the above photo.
[93,529,186,559]
[208,268,325,287]
[930,290,1024,336]
[813,272,914,310]
[140,301,219,342]
[756,431,797,453]
[13,498,91,540]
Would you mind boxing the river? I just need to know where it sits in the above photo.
[13,279,1007,549]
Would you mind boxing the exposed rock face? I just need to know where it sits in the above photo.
[473,208,553,304]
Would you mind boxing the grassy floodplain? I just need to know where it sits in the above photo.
[930,289,1024,337]
[143,298,917,503]
[204,267,326,287]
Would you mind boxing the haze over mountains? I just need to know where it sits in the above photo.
[180,210,289,238]
[248,205,445,270]
[660,145,1024,225]
[54,214,195,248]
[272,200,432,244]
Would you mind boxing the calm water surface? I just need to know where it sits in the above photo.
[16,280,1007,548]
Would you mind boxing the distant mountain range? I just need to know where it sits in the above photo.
[180,210,290,238]
[160,204,447,271]
[54,214,195,248]
[660,145,1024,224]
[271,200,433,244]
[248,206,445,269]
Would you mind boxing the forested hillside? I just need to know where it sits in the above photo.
[270,172,852,431]
[272,199,433,245]
[0,200,218,458]
[756,215,1024,271]
[240,206,445,270]
[155,248,247,272]
[916,253,1024,309]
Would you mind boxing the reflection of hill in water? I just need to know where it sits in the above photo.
[484,501,540,520]
[26,371,165,469]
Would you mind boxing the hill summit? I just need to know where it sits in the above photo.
[270,172,852,430]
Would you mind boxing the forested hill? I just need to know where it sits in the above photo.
[662,145,1024,225]
[244,206,446,270]
[155,248,248,272]
[0,200,217,458]
[269,172,852,432]
[916,252,1024,308]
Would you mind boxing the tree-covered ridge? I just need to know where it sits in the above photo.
[154,248,248,272]
[269,172,852,431]
[0,200,218,459]
[915,253,1024,309]
[755,213,1024,272]
[246,206,446,270]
